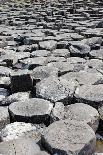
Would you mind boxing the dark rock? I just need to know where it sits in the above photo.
[10,70,33,93]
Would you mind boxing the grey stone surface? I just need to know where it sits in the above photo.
[0,0,103,153]
[0,122,41,143]
[0,107,10,130]
[42,119,96,155]
[1,92,30,106]
[64,103,99,132]
[39,40,57,51]
[74,84,103,108]
[36,76,76,104]
[51,102,99,132]
[61,70,103,85]
[9,98,53,124]
[0,138,40,155]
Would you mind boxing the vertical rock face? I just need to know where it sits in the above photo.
[10,70,33,93]
[0,0,103,154]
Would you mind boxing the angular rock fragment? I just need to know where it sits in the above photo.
[0,88,9,103]
[0,66,12,77]
[51,102,99,132]
[82,37,102,50]
[0,77,10,88]
[64,103,99,132]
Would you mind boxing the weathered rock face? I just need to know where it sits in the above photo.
[69,42,91,57]
[36,76,76,104]
[0,0,103,154]
[64,103,99,132]
[1,92,30,106]
[74,84,103,109]
[51,102,99,132]
[42,119,96,155]
[0,138,41,155]
[0,122,41,142]
[9,98,53,125]
[61,70,103,85]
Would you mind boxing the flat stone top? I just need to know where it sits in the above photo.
[42,119,96,154]
[9,98,53,117]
